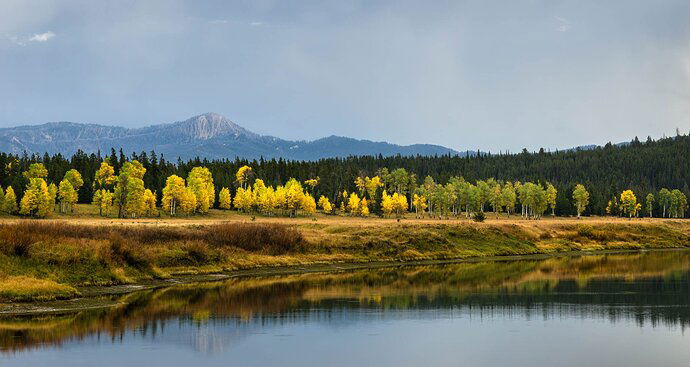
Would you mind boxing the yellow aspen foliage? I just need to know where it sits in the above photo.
[354,177,367,196]
[20,178,52,218]
[92,189,113,217]
[162,175,187,216]
[3,187,18,214]
[258,186,276,214]
[235,165,253,189]
[180,187,197,214]
[233,187,254,212]
[95,161,116,187]
[187,167,215,214]
[47,183,57,213]
[381,191,394,217]
[301,193,317,215]
[124,177,146,218]
[304,178,319,191]
[347,192,361,215]
[218,187,232,209]
[23,163,48,179]
[284,179,304,217]
[412,194,428,217]
[273,186,286,213]
[143,189,157,216]
[392,192,408,216]
[63,169,84,191]
[58,179,78,213]
[113,160,147,218]
[620,190,638,218]
[318,196,333,213]
[365,176,383,200]
[360,198,369,216]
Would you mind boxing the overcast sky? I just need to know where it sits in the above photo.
[2,0,690,152]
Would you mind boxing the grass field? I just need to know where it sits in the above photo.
[0,204,689,302]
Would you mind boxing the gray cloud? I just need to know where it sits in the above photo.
[1,0,690,153]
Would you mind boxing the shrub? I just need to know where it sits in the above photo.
[472,212,486,223]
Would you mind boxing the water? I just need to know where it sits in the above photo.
[3,250,690,366]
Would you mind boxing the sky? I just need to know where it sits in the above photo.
[2,0,690,153]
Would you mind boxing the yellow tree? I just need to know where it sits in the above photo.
[284,179,304,217]
[218,187,232,209]
[365,176,383,200]
[347,192,361,215]
[233,187,254,212]
[572,184,589,218]
[318,196,333,213]
[23,163,48,179]
[162,175,187,216]
[301,193,317,215]
[620,190,638,219]
[95,161,116,188]
[63,169,84,192]
[304,177,319,193]
[92,189,113,216]
[258,186,276,214]
[124,176,146,218]
[3,187,18,214]
[114,160,146,218]
[187,167,215,214]
[235,165,253,189]
[360,198,369,216]
[381,191,394,217]
[47,183,57,213]
[143,189,157,216]
[412,194,428,218]
[58,179,78,213]
[354,177,367,197]
[20,178,52,217]
[392,192,408,217]
[545,183,557,216]
[273,186,287,215]
[178,187,197,215]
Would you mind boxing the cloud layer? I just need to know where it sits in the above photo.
[1,0,690,152]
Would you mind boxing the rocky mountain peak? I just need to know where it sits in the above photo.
[172,112,251,140]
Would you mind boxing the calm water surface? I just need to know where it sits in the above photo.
[3,251,690,366]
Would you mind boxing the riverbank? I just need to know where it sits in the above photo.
[0,213,689,302]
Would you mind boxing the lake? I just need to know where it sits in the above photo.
[3,250,690,366]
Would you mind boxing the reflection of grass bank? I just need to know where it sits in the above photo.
[4,250,690,353]
[0,219,689,302]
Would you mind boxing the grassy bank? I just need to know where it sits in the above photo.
[0,215,689,302]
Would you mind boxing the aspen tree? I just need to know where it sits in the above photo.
[218,187,232,209]
[572,184,590,218]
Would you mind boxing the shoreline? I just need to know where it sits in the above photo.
[2,247,689,316]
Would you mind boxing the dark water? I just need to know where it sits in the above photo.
[3,251,690,366]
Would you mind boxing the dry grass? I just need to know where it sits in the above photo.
[0,276,79,302]
[0,209,689,302]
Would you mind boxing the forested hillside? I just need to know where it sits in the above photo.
[0,134,687,216]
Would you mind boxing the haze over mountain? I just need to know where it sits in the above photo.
[0,113,459,161]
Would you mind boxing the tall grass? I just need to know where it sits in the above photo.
[0,221,304,256]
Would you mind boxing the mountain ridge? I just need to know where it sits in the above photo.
[0,113,460,160]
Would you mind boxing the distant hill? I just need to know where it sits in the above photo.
[0,113,460,160]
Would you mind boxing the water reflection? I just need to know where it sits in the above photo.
[2,250,690,355]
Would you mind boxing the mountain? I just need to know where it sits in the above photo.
[0,113,459,160]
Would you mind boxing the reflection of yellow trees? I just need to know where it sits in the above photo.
[4,251,690,352]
